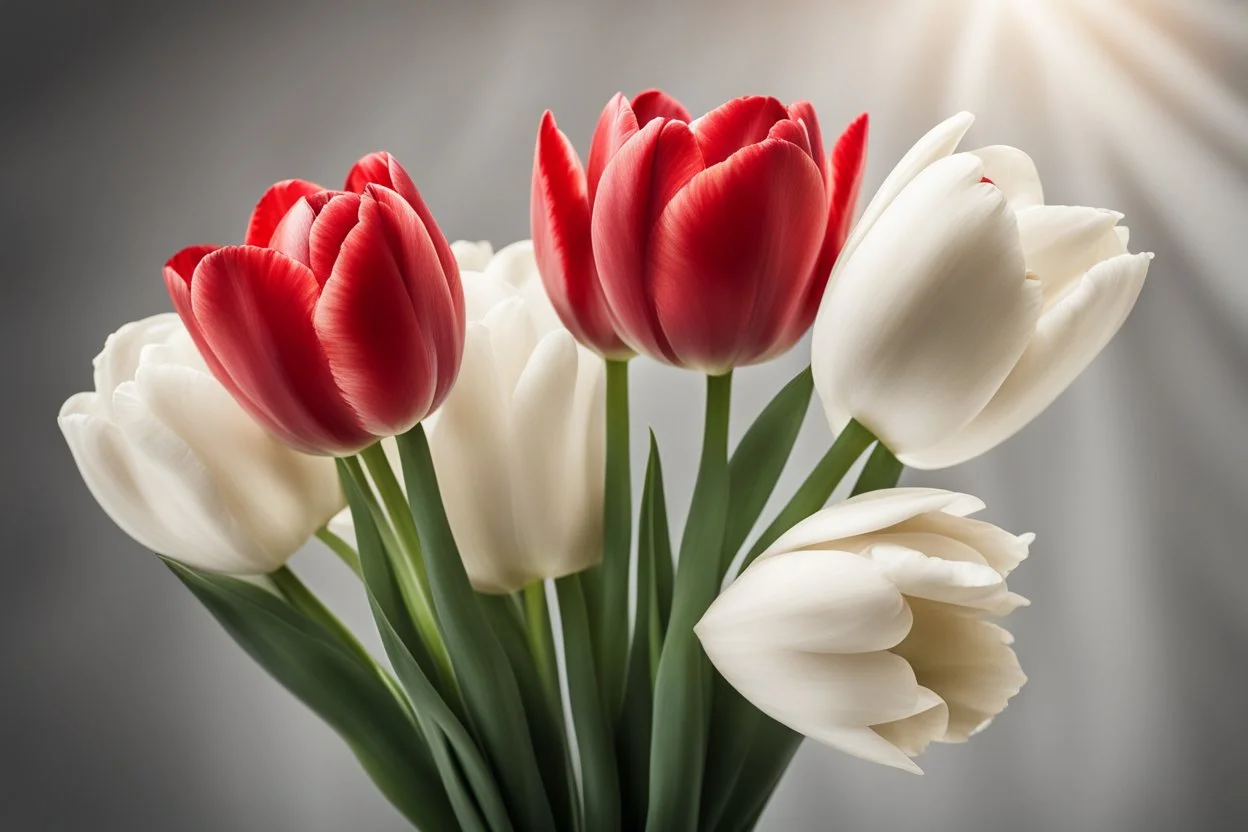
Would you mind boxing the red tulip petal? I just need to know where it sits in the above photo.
[630,89,692,124]
[647,138,827,371]
[691,96,790,167]
[532,110,630,356]
[768,118,812,158]
[267,197,317,266]
[191,246,366,454]
[164,245,237,390]
[314,189,445,436]
[308,193,363,286]
[592,119,705,363]
[808,113,870,300]
[245,179,325,248]
[344,152,458,283]
[787,100,828,184]
[369,184,464,410]
[587,93,641,201]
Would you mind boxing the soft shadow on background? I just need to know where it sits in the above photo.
[4,0,1245,829]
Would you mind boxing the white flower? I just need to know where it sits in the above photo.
[331,240,606,593]
[58,314,344,575]
[812,112,1152,468]
[696,488,1030,774]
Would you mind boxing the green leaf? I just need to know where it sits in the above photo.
[396,426,556,832]
[617,432,670,829]
[340,460,511,832]
[721,366,813,572]
[647,372,734,831]
[556,573,621,832]
[168,562,457,831]
[481,593,578,831]
[649,433,675,639]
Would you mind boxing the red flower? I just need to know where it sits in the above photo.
[549,94,866,374]
[532,89,691,359]
[164,152,464,455]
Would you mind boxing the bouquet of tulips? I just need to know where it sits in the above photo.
[59,92,1150,831]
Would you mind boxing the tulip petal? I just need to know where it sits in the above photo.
[532,111,631,357]
[307,193,364,285]
[872,686,950,759]
[592,118,704,364]
[699,549,912,653]
[786,101,828,184]
[463,271,521,323]
[165,245,233,387]
[245,179,325,248]
[647,137,826,371]
[892,599,1026,741]
[812,153,1042,454]
[864,542,1011,612]
[761,488,986,559]
[344,152,459,283]
[972,145,1044,211]
[426,322,520,593]
[812,725,926,774]
[587,93,642,201]
[901,252,1151,469]
[451,239,494,272]
[897,512,1033,577]
[482,240,562,334]
[690,95,791,167]
[629,88,691,125]
[509,331,604,585]
[88,315,185,420]
[191,246,365,454]
[835,111,973,268]
[1016,205,1128,309]
[314,189,446,436]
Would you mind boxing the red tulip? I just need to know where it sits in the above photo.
[532,89,691,359]
[590,96,866,374]
[164,153,464,456]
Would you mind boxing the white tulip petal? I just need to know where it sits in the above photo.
[508,331,604,586]
[707,645,924,736]
[427,323,521,593]
[451,239,494,271]
[699,550,912,654]
[485,240,563,335]
[971,145,1044,210]
[872,686,950,758]
[1016,205,1127,308]
[897,513,1033,577]
[90,315,184,420]
[892,599,1026,742]
[485,296,541,389]
[901,252,1151,469]
[813,724,926,775]
[812,153,1043,455]
[761,488,985,560]
[462,272,520,323]
[865,543,1011,612]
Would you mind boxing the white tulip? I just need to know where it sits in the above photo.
[331,240,606,594]
[59,314,344,575]
[812,112,1152,468]
[696,488,1030,774]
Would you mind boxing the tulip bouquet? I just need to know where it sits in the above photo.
[60,92,1150,831]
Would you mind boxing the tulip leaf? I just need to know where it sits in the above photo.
[480,592,578,832]
[721,366,813,573]
[618,431,673,829]
[648,372,734,831]
[396,426,557,832]
[167,562,457,832]
[711,441,904,831]
[556,573,621,832]
[339,459,515,832]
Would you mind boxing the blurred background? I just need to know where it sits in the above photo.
[4,0,1245,829]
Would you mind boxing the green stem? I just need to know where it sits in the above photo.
[350,449,458,704]
[524,582,559,707]
[597,357,632,719]
[271,565,372,669]
[736,419,875,575]
[647,371,733,832]
[315,526,362,579]
[852,441,904,496]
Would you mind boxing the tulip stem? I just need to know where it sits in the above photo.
[647,370,734,832]
[271,565,374,669]
[315,527,363,579]
[595,358,632,720]
[353,447,458,703]
[523,581,560,708]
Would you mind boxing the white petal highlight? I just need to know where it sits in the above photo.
[971,145,1044,210]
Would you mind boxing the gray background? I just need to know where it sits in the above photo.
[5,0,1246,829]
